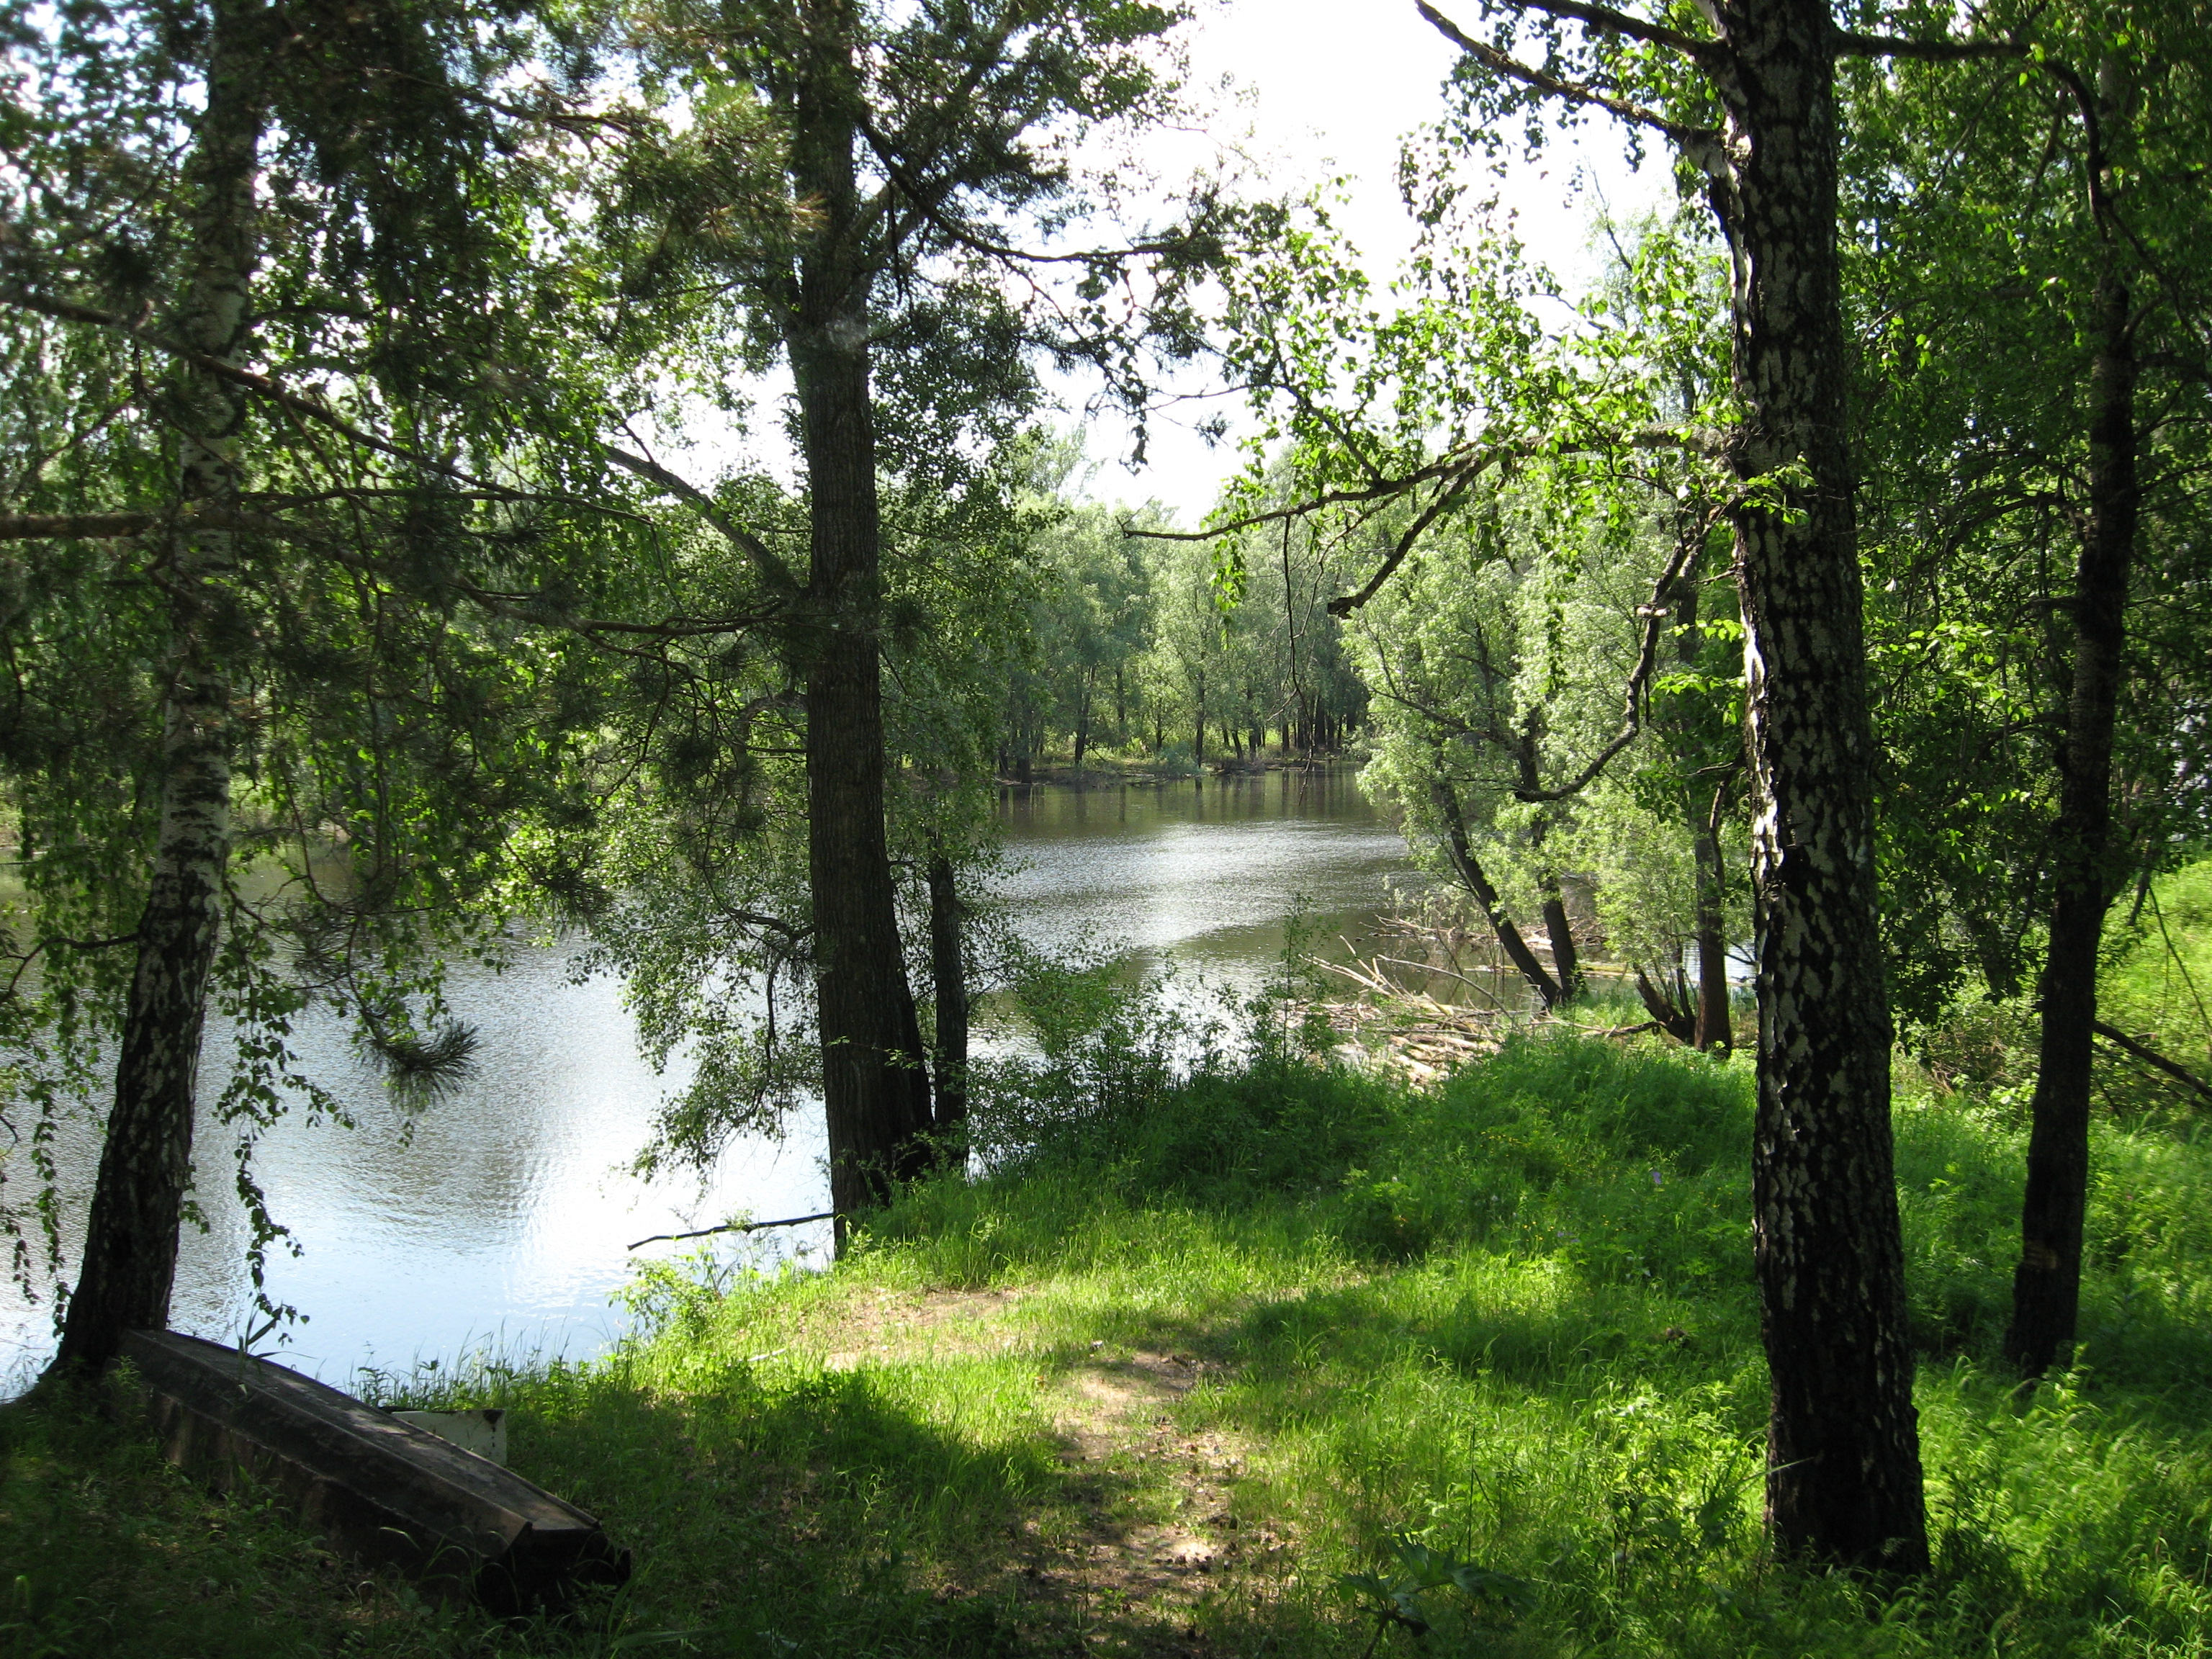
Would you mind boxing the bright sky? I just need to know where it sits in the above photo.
[1076,0,1675,521]
[671,2,1677,523]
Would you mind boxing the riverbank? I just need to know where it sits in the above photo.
[10,1028,2212,1657]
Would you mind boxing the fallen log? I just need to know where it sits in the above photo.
[122,1330,628,1614]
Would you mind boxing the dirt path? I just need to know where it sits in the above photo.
[792,1287,1295,1653]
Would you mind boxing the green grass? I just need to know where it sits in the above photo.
[2102,859,2212,1110]
[9,1027,2212,1655]
[0,1372,519,1658]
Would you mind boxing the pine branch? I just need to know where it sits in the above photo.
[1,284,626,517]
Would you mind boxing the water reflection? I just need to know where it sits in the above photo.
[993,768,1413,993]
[1,768,1408,1391]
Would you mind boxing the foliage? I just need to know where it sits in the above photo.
[1845,0,2212,1024]
[0,0,645,1324]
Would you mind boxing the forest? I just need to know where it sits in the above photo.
[2,0,2211,1654]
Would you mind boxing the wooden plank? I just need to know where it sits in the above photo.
[122,1329,629,1614]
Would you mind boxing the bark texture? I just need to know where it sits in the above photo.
[54,0,265,1375]
[1716,0,1928,1570]
[788,9,935,1246]
[2005,264,2136,1377]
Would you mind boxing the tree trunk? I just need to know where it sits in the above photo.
[52,0,265,1377]
[1192,670,1205,768]
[789,19,933,1249]
[1431,779,1564,1009]
[1693,821,1733,1053]
[1539,886,1581,999]
[1716,0,1928,1570]
[1516,723,1581,1002]
[1635,968,1699,1046]
[925,848,969,1148]
[2005,258,2137,1378]
[1072,671,1092,773]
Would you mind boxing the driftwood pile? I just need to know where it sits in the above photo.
[1318,920,1657,1082]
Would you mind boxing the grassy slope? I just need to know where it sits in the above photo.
[9,937,2212,1653]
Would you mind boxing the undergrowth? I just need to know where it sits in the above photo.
[7,1022,2212,1655]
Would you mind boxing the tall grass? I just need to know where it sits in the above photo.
[8,1025,2212,1655]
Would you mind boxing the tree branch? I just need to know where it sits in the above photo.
[602,446,801,595]
[447,577,780,642]
[1486,0,1722,61]
[1832,31,2026,63]
[1127,445,1501,546]
[1,284,625,514]
[628,1210,836,1251]
[2092,1020,2212,1105]
[1328,457,1501,616]
[0,507,306,541]
[1418,2,1726,176]
[1514,504,1715,802]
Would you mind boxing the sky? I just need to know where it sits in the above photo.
[667,1,1679,525]
[1071,0,1676,521]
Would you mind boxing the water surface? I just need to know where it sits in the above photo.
[0,769,1408,1390]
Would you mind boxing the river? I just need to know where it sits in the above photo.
[0,768,1410,1393]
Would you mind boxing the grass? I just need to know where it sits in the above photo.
[8,1010,2212,1653]
[2101,860,2212,1110]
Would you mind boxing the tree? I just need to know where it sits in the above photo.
[1257,0,2041,1568]
[609,0,1214,1241]
[1842,0,2212,1376]
[3,0,637,1372]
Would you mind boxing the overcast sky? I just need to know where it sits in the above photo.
[1072,0,1674,520]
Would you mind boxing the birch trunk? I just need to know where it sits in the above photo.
[1714,0,1928,1570]
[54,0,265,1375]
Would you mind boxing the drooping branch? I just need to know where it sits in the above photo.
[1328,457,1501,616]
[2092,1020,2212,1105]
